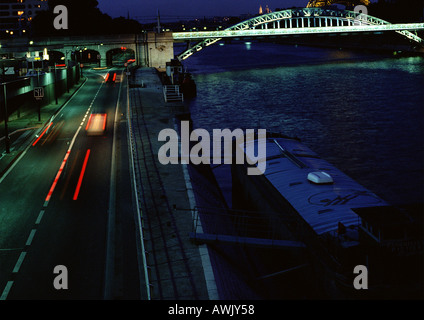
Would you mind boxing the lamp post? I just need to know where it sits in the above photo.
[54,63,58,104]
[63,53,69,93]
[2,82,10,153]
[37,69,41,121]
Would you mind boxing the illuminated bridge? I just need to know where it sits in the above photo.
[174,7,424,61]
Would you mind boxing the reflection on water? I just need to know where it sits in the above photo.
[179,41,424,205]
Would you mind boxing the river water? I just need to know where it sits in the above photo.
[175,41,424,206]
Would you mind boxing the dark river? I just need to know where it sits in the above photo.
[176,41,424,206]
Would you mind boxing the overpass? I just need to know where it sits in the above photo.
[174,8,424,61]
[0,32,174,69]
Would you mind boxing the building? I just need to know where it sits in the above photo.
[0,0,48,35]
[307,0,370,7]
[259,4,272,15]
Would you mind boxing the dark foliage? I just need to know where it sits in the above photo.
[368,0,424,23]
[31,0,142,37]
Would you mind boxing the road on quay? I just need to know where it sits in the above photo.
[0,68,142,300]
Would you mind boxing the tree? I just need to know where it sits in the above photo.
[31,0,142,37]
[368,0,424,23]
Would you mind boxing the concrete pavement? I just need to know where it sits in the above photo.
[127,67,217,300]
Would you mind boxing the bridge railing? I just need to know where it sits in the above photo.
[173,23,424,41]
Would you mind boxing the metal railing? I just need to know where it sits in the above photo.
[173,22,424,41]
[163,85,184,103]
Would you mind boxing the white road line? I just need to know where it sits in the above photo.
[0,281,14,300]
[35,210,45,225]
[104,70,124,300]
[25,229,37,246]
[13,252,27,273]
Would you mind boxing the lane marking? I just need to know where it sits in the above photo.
[104,69,124,299]
[13,252,27,273]
[35,210,45,225]
[0,281,14,300]
[72,149,91,201]
[25,229,37,247]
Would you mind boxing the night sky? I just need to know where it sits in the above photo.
[98,0,322,21]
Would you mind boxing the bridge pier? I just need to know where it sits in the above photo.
[146,31,174,70]
[99,58,107,68]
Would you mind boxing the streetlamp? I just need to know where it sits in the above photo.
[1,82,10,153]
[62,56,69,93]
[53,63,58,105]
[37,68,41,122]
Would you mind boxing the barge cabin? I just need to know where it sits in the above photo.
[232,134,423,298]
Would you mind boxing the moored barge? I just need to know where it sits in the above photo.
[232,134,423,299]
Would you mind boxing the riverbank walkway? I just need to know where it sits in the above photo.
[123,67,218,299]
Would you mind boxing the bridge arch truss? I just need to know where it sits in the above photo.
[177,7,424,61]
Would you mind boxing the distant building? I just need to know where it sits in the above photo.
[307,0,370,7]
[0,0,48,35]
[259,4,272,15]
[265,5,271,13]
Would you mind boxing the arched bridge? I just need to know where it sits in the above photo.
[174,7,424,61]
[1,34,143,67]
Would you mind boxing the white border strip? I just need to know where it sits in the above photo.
[174,121,219,300]
[126,72,151,300]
